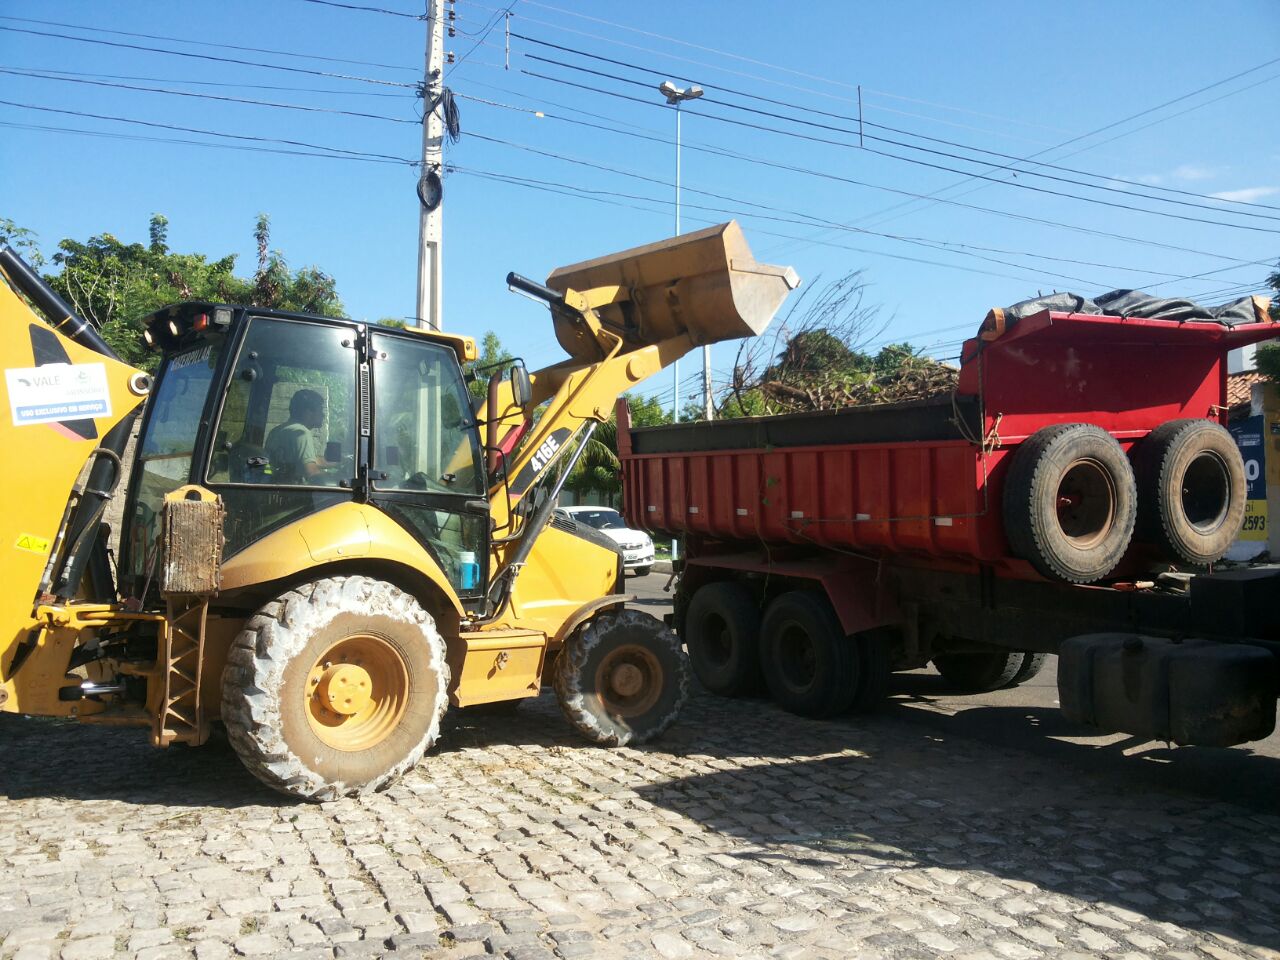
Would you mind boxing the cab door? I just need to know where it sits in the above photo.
[368,331,489,601]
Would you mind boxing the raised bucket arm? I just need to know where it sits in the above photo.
[484,221,799,529]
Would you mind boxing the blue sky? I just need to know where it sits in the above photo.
[3,1,1278,409]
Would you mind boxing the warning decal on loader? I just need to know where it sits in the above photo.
[14,533,51,555]
[5,363,111,426]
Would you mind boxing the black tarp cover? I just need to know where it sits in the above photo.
[998,289,1269,326]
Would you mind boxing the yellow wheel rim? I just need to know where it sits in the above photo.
[305,634,409,751]
[594,644,663,718]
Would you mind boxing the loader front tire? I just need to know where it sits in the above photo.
[222,576,449,802]
[553,608,690,746]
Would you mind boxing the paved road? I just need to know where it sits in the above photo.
[1,572,1278,960]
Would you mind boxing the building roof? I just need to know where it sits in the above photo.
[1228,370,1266,414]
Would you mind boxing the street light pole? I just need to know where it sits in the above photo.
[659,81,703,567]
[659,80,708,423]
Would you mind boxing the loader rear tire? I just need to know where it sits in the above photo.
[1137,418,1246,568]
[221,575,449,802]
[684,580,765,697]
[554,608,690,746]
[1002,423,1136,583]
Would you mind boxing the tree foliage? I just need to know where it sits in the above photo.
[563,392,673,501]
[466,330,513,402]
[0,217,45,268]
[5,214,343,370]
[723,271,955,416]
[1253,261,1280,381]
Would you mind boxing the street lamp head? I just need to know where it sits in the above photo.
[658,80,704,104]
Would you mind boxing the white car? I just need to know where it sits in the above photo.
[555,506,656,576]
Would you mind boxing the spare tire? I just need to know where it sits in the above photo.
[1003,423,1137,583]
[1137,418,1246,568]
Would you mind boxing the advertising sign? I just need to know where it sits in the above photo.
[1231,413,1267,541]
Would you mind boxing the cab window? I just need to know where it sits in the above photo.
[208,318,355,488]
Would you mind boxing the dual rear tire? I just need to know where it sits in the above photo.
[1003,419,1245,582]
[683,582,891,718]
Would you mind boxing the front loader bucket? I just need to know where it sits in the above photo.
[546,220,799,358]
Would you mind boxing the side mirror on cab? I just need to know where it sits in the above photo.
[510,363,532,406]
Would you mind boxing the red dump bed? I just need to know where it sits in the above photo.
[618,309,1278,576]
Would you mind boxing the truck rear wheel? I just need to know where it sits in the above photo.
[1137,418,1246,568]
[850,629,893,713]
[221,576,449,801]
[1003,423,1136,583]
[554,609,690,746]
[933,650,1044,692]
[759,591,857,718]
[684,581,765,697]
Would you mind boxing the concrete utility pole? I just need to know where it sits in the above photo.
[415,0,446,331]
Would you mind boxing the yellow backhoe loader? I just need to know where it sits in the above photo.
[0,222,798,799]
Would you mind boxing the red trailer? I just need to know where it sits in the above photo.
[618,305,1280,747]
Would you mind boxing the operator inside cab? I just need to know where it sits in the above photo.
[265,389,334,483]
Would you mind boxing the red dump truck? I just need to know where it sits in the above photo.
[618,301,1280,748]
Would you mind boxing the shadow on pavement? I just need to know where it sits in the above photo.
[631,688,1280,951]
[0,715,287,807]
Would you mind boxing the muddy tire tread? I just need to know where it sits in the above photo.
[221,575,449,802]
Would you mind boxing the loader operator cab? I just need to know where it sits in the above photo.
[121,303,488,601]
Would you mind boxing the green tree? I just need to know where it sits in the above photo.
[564,392,672,501]
[1249,261,1280,379]
[0,217,44,268]
[32,213,343,370]
[466,330,514,402]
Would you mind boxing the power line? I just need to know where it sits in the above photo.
[0,98,416,163]
[1,70,418,124]
[860,88,1074,135]
[0,14,417,73]
[0,119,413,165]
[852,58,1280,232]
[0,25,417,88]
[0,65,412,97]
[456,91,1269,270]
[451,163,1118,288]
[294,0,423,17]
[464,129,1188,288]
[512,34,1280,215]
[520,66,1280,235]
[454,3,521,70]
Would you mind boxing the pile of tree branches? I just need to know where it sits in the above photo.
[724,271,958,417]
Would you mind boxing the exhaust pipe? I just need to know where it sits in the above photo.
[0,245,123,362]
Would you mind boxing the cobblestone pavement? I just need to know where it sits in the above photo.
[3,679,1280,960]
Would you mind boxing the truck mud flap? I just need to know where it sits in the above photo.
[1058,633,1280,747]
